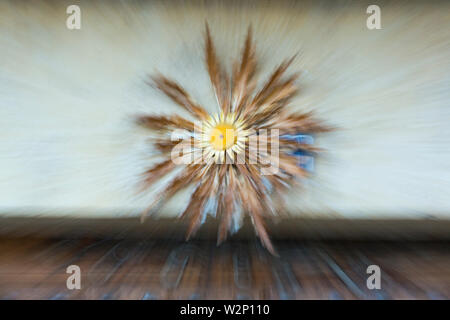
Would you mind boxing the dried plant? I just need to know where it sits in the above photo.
[137,24,330,254]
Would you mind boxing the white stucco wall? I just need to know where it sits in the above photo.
[0,1,449,218]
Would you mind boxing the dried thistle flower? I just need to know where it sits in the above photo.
[137,24,330,254]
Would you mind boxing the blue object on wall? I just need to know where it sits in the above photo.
[282,134,315,172]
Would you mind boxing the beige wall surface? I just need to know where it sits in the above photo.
[0,1,449,218]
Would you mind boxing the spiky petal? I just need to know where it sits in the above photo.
[137,25,330,254]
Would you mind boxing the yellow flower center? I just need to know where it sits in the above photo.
[210,123,237,151]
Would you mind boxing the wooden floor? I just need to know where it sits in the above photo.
[0,237,449,299]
